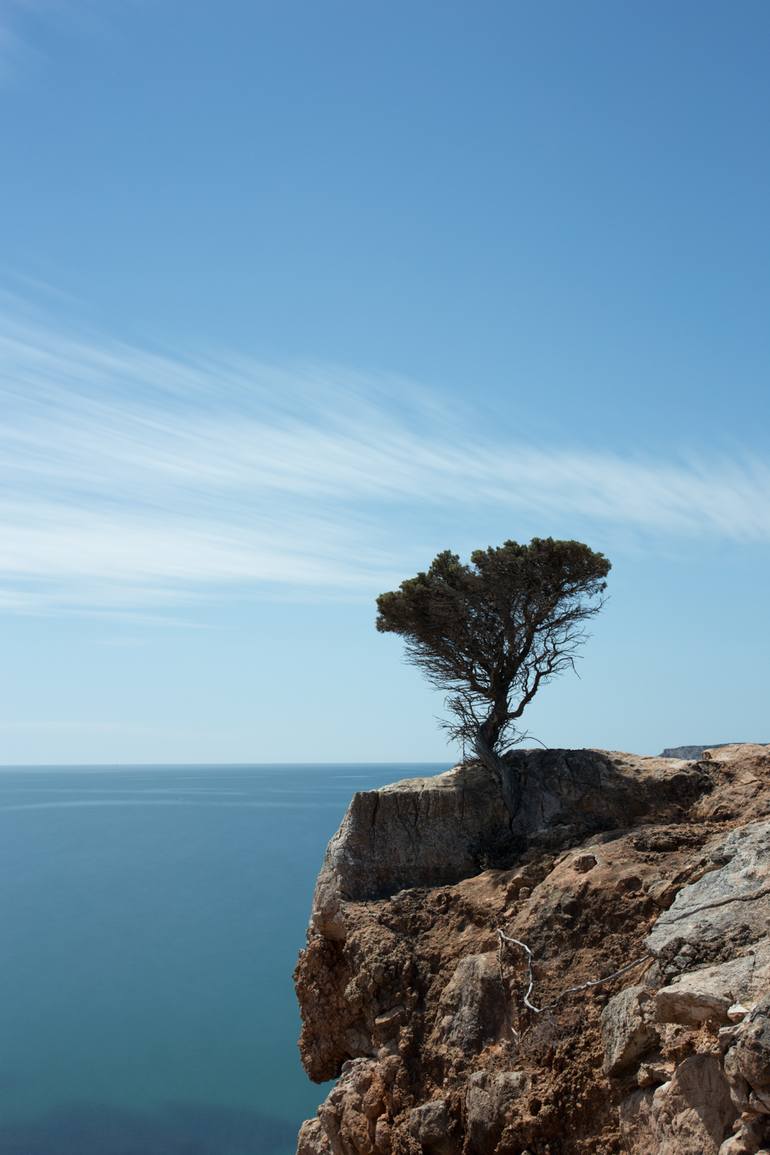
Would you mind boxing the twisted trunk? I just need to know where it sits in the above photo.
[474,706,520,819]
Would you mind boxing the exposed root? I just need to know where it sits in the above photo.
[497,929,650,1015]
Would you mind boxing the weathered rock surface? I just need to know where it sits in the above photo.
[601,985,657,1074]
[310,763,511,940]
[310,749,710,941]
[464,1070,530,1154]
[294,743,770,1155]
[646,819,770,965]
[620,1054,735,1154]
[506,747,709,850]
[655,946,770,1027]
[659,743,752,760]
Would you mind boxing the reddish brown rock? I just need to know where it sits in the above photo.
[293,745,770,1155]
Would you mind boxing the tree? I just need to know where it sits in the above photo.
[376,537,610,814]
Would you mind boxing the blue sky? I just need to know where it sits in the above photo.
[1,0,769,762]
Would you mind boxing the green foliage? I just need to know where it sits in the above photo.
[376,537,610,767]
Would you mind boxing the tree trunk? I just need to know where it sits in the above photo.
[474,714,520,820]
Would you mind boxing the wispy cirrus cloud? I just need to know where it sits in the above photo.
[0,304,768,616]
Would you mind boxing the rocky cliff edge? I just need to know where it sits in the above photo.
[294,744,770,1155]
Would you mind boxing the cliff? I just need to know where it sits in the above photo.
[659,743,767,760]
[294,745,770,1155]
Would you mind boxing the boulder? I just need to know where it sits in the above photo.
[731,994,770,1095]
[647,820,770,964]
[655,952,770,1026]
[465,1070,529,1154]
[601,985,658,1075]
[437,952,507,1054]
[407,1100,457,1153]
[620,1055,735,1155]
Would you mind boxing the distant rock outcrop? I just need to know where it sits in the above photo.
[660,742,767,760]
[294,743,770,1155]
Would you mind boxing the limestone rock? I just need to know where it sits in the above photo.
[655,952,770,1026]
[316,1057,393,1155]
[694,746,770,825]
[731,995,770,1094]
[647,820,770,964]
[310,762,511,925]
[407,1100,457,1153]
[618,1088,658,1155]
[620,1055,735,1154]
[719,1122,770,1155]
[571,852,598,873]
[311,749,711,927]
[297,1118,331,1155]
[437,952,506,1054]
[601,984,658,1075]
[294,745,770,1155]
[507,747,709,850]
[654,1056,736,1152]
[638,1059,675,1087]
[465,1070,530,1154]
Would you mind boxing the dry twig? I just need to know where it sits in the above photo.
[497,929,649,1015]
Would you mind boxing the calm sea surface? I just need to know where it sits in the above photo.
[0,763,447,1155]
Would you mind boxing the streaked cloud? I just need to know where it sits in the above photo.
[0,305,768,616]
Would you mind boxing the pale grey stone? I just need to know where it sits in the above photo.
[732,994,770,1094]
[601,985,658,1075]
[620,1055,735,1155]
[310,763,511,925]
[407,1100,458,1154]
[407,1099,450,1142]
[647,821,770,962]
[437,952,507,1054]
[507,748,708,849]
[655,954,768,1026]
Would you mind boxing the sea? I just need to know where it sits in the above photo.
[0,762,448,1155]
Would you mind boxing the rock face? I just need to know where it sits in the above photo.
[661,743,769,760]
[309,750,709,941]
[294,743,770,1155]
[660,744,738,760]
[309,763,511,940]
[619,1054,735,1155]
[646,819,770,964]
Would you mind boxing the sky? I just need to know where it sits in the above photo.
[1,0,769,763]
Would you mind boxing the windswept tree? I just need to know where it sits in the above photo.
[376,538,610,813]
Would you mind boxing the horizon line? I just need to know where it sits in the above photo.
[0,759,456,769]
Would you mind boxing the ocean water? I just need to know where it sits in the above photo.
[0,763,448,1155]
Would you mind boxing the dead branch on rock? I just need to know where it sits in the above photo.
[497,929,649,1015]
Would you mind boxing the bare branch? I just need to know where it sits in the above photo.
[497,930,649,1015]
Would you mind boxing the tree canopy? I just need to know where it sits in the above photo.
[376,537,610,812]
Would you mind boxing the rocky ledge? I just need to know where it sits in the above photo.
[294,744,770,1155]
